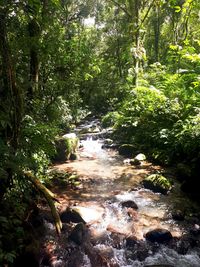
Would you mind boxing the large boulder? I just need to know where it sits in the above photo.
[126,240,150,261]
[145,228,173,243]
[126,235,139,247]
[53,133,79,162]
[69,223,88,245]
[60,207,86,224]
[134,153,146,161]
[121,200,138,210]
[143,174,172,194]
[72,205,104,224]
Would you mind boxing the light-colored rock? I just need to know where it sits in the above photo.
[72,205,104,224]
[135,153,146,161]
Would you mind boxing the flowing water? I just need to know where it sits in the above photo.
[40,119,200,267]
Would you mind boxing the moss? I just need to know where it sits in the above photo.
[143,174,172,194]
[53,134,79,162]
[64,136,79,160]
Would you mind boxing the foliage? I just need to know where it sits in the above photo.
[101,111,121,128]
[143,174,172,194]
[1,0,200,262]
[46,169,80,188]
[0,191,29,266]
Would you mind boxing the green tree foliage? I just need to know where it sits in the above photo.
[1,0,200,264]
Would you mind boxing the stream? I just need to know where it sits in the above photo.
[39,119,200,267]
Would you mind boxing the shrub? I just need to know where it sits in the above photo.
[101,111,121,128]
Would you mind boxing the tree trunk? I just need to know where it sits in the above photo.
[24,171,62,235]
[133,0,140,87]
[0,9,23,200]
[0,10,23,148]
[28,19,40,98]
[153,5,160,62]
[116,36,122,78]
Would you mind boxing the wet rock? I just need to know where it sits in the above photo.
[190,224,200,236]
[134,153,146,161]
[179,226,200,250]
[90,228,108,245]
[53,133,79,162]
[104,138,113,145]
[118,144,137,157]
[72,205,105,224]
[67,250,84,267]
[60,207,86,224]
[121,200,138,210]
[109,232,125,249]
[171,210,185,221]
[173,230,200,255]
[127,208,139,221]
[127,240,149,261]
[145,228,173,243]
[174,236,191,255]
[106,224,128,236]
[130,158,141,166]
[85,242,120,267]
[102,138,119,149]
[41,254,63,267]
[102,142,119,150]
[69,223,88,245]
[144,265,174,267]
[143,174,172,194]
[126,235,138,247]
[70,153,78,160]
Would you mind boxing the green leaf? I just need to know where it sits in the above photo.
[174,5,181,12]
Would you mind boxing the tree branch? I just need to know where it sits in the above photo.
[109,0,131,17]
[24,171,62,235]
[138,0,156,30]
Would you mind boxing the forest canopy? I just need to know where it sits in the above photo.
[0,0,200,265]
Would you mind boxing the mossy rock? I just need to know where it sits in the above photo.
[130,158,141,166]
[118,144,137,157]
[143,174,172,194]
[53,133,79,162]
[70,153,78,160]
[47,170,80,187]
[134,153,146,161]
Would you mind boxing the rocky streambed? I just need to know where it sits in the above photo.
[32,119,200,267]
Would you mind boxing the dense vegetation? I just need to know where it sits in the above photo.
[1,0,200,265]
